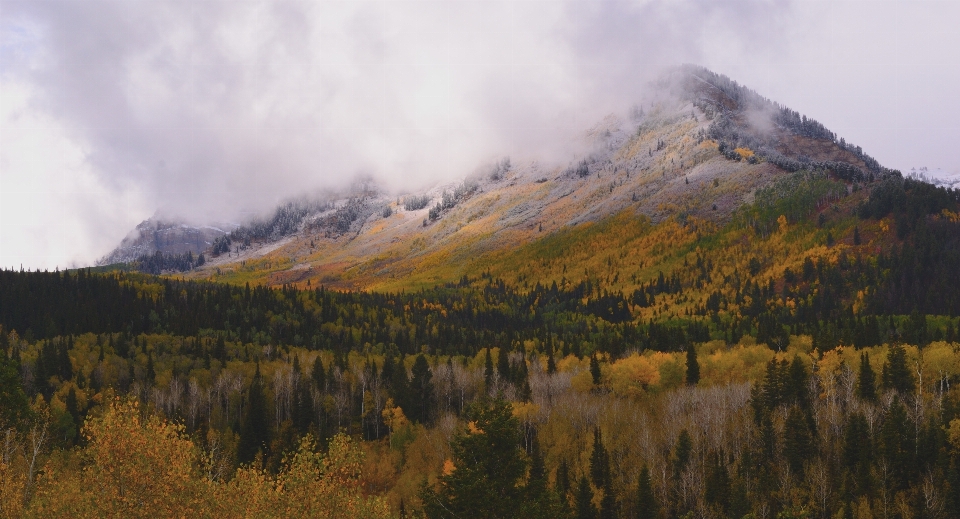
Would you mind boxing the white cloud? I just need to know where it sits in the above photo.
[1,0,959,268]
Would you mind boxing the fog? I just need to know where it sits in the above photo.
[2,0,959,268]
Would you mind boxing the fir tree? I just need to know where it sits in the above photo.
[590,354,602,386]
[685,342,700,385]
[783,406,812,475]
[673,429,692,478]
[421,396,527,519]
[883,343,915,394]
[590,428,610,488]
[484,348,494,389]
[575,475,596,519]
[409,354,435,424]
[238,363,270,465]
[856,352,877,402]
[636,464,658,519]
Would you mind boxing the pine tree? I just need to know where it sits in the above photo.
[547,354,557,375]
[636,464,658,519]
[0,347,30,428]
[484,348,494,389]
[856,352,877,402]
[575,475,596,519]
[421,396,527,519]
[704,451,730,514]
[497,345,511,384]
[673,429,692,478]
[783,406,812,475]
[409,354,435,424]
[238,363,270,465]
[590,428,610,488]
[145,351,156,385]
[311,355,325,390]
[556,458,571,499]
[590,354,602,386]
[883,343,915,394]
[685,343,700,385]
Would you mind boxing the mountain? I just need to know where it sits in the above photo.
[111,65,894,289]
[7,65,960,519]
[97,215,236,266]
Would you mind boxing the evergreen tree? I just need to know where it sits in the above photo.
[575,475,596,519]
[704,451,730,514]
[517,358,532,402]
[422,396,527,519]
[484,348,494,389]
[673,429,692,478]
[784,355,809,409]
[497,345,511,384]
[145,351,156,385]
[590,354,602,386]
[64,386,80,444]
[783,406,812,475]
[556,458,571,498]
[598,482,615,519]
[311,355,325,390]
[0,347,30,428]
[883,343,915,394]
[521,434,570,519]
[590,428,610,488]
[856,352,877,402]
[636,464,658,519]
[685,342,700,385]
[238,363,270,465]
[409,354,435,424]
[547,352,557,375]
[843,411,872,495]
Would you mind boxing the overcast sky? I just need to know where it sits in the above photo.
[2,0,959,269]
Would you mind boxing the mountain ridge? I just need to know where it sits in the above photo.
[102,65,900,290]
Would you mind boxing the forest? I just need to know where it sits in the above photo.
[3,171,960,518]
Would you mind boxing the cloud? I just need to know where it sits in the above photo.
[2,0,959,268]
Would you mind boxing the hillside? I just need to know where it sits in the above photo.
[4,66,960,519]
[103,66,891,292]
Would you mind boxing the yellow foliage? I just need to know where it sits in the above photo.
[512,401,541,423]
[734,147,754,159]
[571,370,596,393]
[442,459,455,476]
[607,353,669,396]
[0,460,25,519]
[778,214,788,234]
[467,421,483,435]
[27,399,391,519]
[941,209,960,222]
[950,419,960,451]
[700,344,776,386]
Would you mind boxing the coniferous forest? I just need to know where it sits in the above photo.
[3,172,960,518]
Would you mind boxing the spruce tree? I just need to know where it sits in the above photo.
[421,396,526,519]
[497,345,511,384]
[590,354,602,386]
[575,475,596,519]
[883,343,915,394]
[590,428,610,488]
[673,429,692,478]
[409,353,435,424]
[856,352,877,402]
[484,348,494,389]
[783,406,812,475]
[685,343,700,385]
[636,464,658,519]
[704,451,730,514]
[0,348,30,428]
[238,363,270,465]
